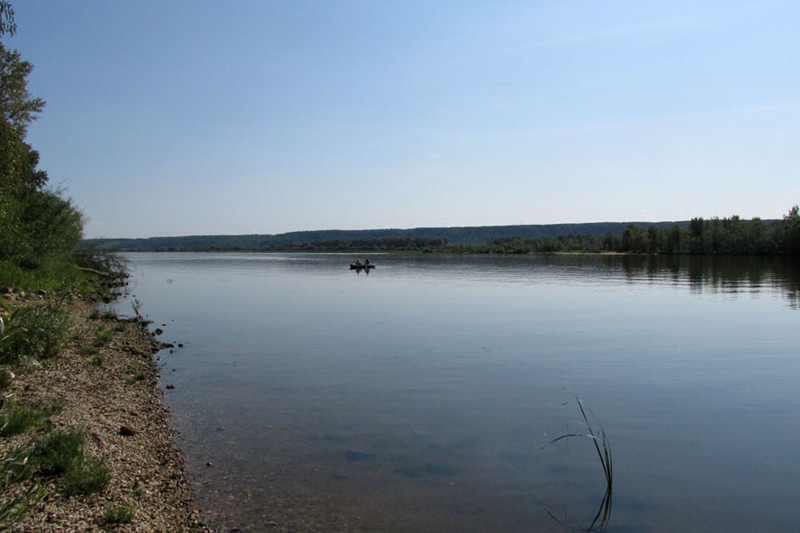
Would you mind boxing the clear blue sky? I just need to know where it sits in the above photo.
[7,1,800,238]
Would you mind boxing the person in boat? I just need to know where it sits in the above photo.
[364,258,370,265]
[355,258,362,266]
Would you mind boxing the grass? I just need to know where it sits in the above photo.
[103,504,134,525]
[92,325,113,348]
[0,257,88,295]
[125,371,147,385]
[75,322,115,357]
[0,419,109,528]
[0,301,70,365]
[0,402,56,437]
[0,447,43,529]
[548,396,614,532]
[31,427,110,495]
[31,427,86,476]
[63,457,110,496]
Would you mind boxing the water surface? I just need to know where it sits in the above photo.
[117,253,800,532]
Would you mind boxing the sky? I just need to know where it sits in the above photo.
[6,1,800,238]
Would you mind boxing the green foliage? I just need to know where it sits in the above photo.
[0,447,43,529]
[92,325,113,348]
[131,298,143,319]
[63,457,110,496]
[475,207,799,256]
[622,223,647,253]
[125,371,146,385]
[774,205,800,255]
[31,427,85,476]
[31,427,110,495]
[0,188,84,269]
[0,43,46,138]
[0,1,16,36]
[0,368,12,391]
[0,301,70,364]
[0,33,86,290]
[103,505,134,525]
[73,243,128,278]
[0,401,54,436]
[0,256,87,293]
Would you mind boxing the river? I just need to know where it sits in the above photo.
[115,253,800,532]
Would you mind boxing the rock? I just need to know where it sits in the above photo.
[154,328,164,335]
[120,424,137,436]
[166,384,175,390]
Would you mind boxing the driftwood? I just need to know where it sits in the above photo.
[77,266,113,278]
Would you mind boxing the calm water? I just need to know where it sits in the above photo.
[115,253,800,532]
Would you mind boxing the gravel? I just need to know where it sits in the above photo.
[0,296,211,532]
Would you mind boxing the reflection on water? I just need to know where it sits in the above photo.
[117,253,800,532]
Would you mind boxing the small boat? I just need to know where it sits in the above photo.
[350,263,376,270]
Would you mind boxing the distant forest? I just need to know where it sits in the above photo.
[85,206,800,256]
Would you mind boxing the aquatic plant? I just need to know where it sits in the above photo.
[548,396,613,531]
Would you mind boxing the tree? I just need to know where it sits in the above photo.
[688,217,706,254]
[662,224,683,254]
[621,224,647,253]
[600,231,621,252]
[647,225,661,254]
[0,43,46,138]
[0,1,15,37]
[774,205,800,255]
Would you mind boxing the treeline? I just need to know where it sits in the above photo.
[87,222,683,251]
[262,237,447,253]
[92,211,800,255]
[134,237,448,253]
[482,210,800,255]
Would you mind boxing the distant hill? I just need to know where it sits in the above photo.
[84,221,689,251]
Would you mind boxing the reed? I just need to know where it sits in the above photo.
[549,396,613,531]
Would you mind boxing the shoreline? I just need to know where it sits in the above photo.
[0,292,210,532]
